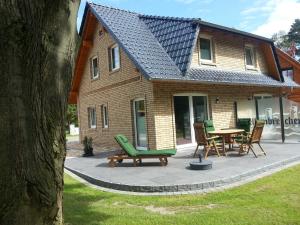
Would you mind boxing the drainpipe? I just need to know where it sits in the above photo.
[279,96,285,143]
[255,98,259,119]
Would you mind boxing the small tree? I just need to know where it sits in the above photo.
[66,104,78,133]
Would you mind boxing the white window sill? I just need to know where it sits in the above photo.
[200,60,216,66]
[246,66,258,71]
[92,75,99,80]
[90,126,96,129]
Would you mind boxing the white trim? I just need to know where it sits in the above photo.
[133,98,148,150]
[110,44,120,71]
[173,93,210,149]
[199,35,213,64]
[91,56,99,79]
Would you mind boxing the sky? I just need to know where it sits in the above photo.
[77,0,300,38]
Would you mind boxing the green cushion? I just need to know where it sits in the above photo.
[237,118,251,132]
[204,120,215,132]
[114,134,138,157]
[136,149,177,156]
[115,135,176,157]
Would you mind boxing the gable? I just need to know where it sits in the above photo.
[140,16,199,73]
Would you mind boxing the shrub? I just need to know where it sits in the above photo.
[82,136,94,157]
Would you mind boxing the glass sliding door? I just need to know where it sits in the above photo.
[133,99,147,149]
[174,96,192,145]
[193,96,208,122]
[174,95,209,146]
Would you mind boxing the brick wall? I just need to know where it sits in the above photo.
[191,30,269,74]
[78,22,156,150]
[152,82,280,149]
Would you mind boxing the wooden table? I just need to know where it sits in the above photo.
[208,129,244,155]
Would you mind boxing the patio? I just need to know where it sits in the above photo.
[65,142,300,194]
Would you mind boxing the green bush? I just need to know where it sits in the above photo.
[82,136,94,157]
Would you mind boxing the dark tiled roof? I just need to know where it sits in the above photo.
[150,67,300,87]
[140,15,199,72]
[89,3,182,78]
[86,3,299,88]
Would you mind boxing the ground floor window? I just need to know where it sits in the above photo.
[173,94,208,146]
[101,105,109,128]
[133,99,147,150]
[88,107,96,129]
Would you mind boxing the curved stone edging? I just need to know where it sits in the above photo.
[65,155,300,193]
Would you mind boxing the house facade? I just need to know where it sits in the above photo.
[69,3,300,151]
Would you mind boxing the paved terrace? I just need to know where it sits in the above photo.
[65,142,300,194]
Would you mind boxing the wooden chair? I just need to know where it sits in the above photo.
[193,123,221,158]
[237,120,266,157]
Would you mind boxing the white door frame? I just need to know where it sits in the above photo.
[133,98,148,150]
[173,93,210,150]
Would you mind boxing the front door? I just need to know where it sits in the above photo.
[133,99,148,150]
[174,95,208,146]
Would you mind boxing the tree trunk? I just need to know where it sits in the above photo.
[0,1,80,224]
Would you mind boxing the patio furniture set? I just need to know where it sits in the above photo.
[107,119,266,167]
[194,119,266,159]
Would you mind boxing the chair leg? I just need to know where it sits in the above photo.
[249,145,257,158]
[258,143,266,156]
[213,142,220,157]
[204,146,209,159]
[133,158,137,166]
[193,144,199,158]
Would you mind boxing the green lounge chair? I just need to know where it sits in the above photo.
[108,134,176,167]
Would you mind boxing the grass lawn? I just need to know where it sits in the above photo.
[64,165,300,225]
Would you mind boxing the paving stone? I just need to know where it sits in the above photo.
[65,142,300,194]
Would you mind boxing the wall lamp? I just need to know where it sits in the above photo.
[215,97,220,104]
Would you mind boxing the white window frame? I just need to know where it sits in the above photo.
[91,56,99,79]
[88,107,96,129]
[133,98,148,150]
[173,93,210,150]
[244,44,256,69]
[110,44,120,71]
[101,105,109,128]
[199,34,214,64]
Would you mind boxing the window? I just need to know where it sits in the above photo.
[91,56,99,79]
[101,105,109,128]
[88,107,96,129]
[109,44,120,71]
[245,46,256,68]
[282,68,294,80]
[200,37,213,62]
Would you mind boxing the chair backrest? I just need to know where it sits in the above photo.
[194,123,208,145]
[204,120,215,134]
[237,118,251,133]
[114,134,138,157]
[250,120,265,143]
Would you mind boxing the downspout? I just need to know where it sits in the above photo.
[279,96,285,143]
[271,43,285,143]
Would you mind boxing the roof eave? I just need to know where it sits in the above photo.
[195,20,273,43]
[149,77,300,88]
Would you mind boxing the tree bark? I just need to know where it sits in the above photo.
[0,1,80,224]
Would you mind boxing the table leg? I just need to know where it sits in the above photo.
[222,136,226,156]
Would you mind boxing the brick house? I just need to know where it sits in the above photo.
[69,2,300,151]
